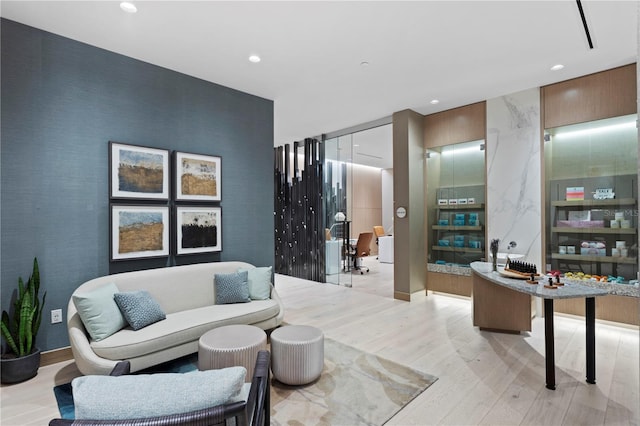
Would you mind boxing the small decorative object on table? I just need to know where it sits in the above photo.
[490,238,499,271]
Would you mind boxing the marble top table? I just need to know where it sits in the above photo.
[470,261,609,390]
[470,261,609,299]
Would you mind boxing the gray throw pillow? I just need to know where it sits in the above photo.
[72,366,246,420]
[214,271,250,304]
[72,283,127,341]
[114,290,166,330]
[238,266,272,300]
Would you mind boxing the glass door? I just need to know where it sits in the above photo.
[426,139,486,268]
[544,114,638,283]
[324,135,353,287]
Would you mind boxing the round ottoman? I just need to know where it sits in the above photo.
[198,324,267,381]
[270,325,324,385]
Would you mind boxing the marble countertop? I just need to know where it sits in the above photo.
[470,262,610,300]
[427,263,472,276]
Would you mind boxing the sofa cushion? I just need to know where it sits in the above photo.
[72,283,127,342]
[114,291,166,330]
[239,266,272,300]
[72,366,246,420]
[214,271,250,304]
[91,300,280,360]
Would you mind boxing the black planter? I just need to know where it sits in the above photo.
[1,348,41,384]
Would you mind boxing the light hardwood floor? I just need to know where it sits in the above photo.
[1,257,638,425]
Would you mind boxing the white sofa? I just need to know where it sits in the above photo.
[68,262,284,375]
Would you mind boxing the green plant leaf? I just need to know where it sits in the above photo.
[1,312,19,355]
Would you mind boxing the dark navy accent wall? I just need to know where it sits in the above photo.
[1,19,274,352]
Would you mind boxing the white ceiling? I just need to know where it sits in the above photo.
[1,1,637,169]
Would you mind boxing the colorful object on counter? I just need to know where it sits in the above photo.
[563,271,625,283]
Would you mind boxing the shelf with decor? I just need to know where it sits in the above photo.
[547,175,637,280]
[430,198,485,267]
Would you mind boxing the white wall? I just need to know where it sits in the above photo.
[382,168,394,233]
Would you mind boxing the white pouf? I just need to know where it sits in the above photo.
[198,324,267,381]
[270,325,324,385]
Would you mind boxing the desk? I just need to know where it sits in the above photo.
[378,236,394,263]
[470,261,608,390]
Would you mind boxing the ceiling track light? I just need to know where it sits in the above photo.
[575,0,594,49]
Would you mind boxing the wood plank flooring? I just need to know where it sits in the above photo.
[1,257,638,425]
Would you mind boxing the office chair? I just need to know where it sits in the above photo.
[373,226,385,259]
[348,232,373,274]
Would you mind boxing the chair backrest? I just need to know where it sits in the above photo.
[49,351,271,426]
[373,226,385,238]
[355,232,373,257]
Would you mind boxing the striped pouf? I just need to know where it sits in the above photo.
[198,324,267,381]
[270,325,324,385]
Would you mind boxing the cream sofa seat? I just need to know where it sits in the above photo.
[68,262,284,375]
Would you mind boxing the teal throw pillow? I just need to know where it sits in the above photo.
[72,366,246,420]
[72,283,127,341]
[214,271,250,304]
[114,290,166,330]
[238,266,272,300]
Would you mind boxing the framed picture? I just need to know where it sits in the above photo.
[176,206,222,255]
[110,141,170,200]
[111,205,170,261]
[175,152,221,201]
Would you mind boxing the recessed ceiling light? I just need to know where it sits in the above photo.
[249,55,261,63]
[120,2,137,13]
[430,99,440,105]
[551,64,564,71]
[360,61,369,66]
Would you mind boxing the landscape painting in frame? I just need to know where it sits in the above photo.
[175,152,221,201]
[111,205,170,261]
[176,206,221,255]
[110,141,170,200]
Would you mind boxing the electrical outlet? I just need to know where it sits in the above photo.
[51,309,63,324]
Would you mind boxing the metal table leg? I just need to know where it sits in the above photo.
[585,297,596,384]
[544,298,556,390]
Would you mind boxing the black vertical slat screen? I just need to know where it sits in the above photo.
[274,138,326,282]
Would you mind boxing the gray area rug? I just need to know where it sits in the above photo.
[270,337,437,425]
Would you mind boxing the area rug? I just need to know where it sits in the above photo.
[270,338,437,425]
[54,339,437,425]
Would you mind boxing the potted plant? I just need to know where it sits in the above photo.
[1,258,46,384]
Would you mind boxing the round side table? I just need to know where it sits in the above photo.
[270,325,324,385]
[198,324,267,381]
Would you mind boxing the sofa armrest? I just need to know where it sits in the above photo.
[270,285,285,325]
[67,308,119,376]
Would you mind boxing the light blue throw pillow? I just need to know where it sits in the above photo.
[238,266,272,300]
[72,366,246,420]
[72,283,127,341]
[114,290,166,330]
[214,271,250,304]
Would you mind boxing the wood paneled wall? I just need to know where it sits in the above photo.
[542,63,637,128]
[424,102,486,148]
[351,165,382,254]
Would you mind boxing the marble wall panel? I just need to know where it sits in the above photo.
[486,88,542,269]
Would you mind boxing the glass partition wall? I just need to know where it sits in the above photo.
[324,135,353,287]
[544,114,638,283]
[426,139,486,268]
